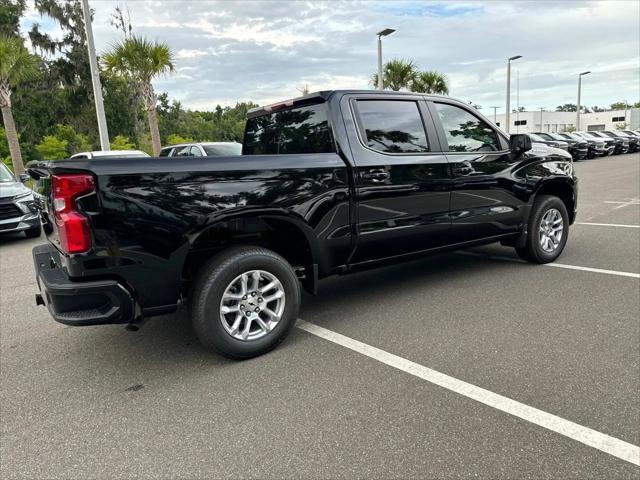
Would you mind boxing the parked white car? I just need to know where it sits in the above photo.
[70,150,150,159]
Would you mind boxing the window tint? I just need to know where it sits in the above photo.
[159,148,172,157]
[243,103,334,155]
[514,119,527,126]
[435,103,500,152]
[356,100,429,153]
[190,146,202,156]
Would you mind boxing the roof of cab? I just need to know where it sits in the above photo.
[246,89,453,117]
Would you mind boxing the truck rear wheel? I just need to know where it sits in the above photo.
[516,195,569,264]
[191,246,301,359]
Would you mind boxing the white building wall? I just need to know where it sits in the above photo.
[493,108,639,133]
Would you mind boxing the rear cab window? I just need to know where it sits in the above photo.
[243,102,335,155]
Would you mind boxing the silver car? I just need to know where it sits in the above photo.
[0,163,41,238]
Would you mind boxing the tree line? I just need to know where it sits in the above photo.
[0,0,257,175]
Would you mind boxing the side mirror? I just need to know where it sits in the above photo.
[19,173,29,183]
[510,134,532,155]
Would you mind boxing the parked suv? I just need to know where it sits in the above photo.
[602,131,639,153]
[28,91,577,359]
[574,131,616,155]
[585,131,629,154]
[0,163,41,238]
[160,142,242,157]
[556,132,605,158]
[532,132,588,160]
[527,133,569,153]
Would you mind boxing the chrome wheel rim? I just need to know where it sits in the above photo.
[539,208,564,253]
[219,270,285,341]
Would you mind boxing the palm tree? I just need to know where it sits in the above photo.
[410,71,449,95]
[0,35,39,176]
[102,36,174,156]
[371,58,417,91]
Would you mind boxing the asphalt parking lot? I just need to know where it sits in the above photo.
[1,153,639,479]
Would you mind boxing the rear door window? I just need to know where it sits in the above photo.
[243,103,334,155]
[354,100,430,153]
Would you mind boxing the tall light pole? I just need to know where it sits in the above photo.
[490,106,499,125]
[576,71,591,132]
[376,28,395,90]
[81,0,109,151]
[505,55,522,134]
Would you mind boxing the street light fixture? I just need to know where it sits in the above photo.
[576,71,591,131]
[376,28,395,90]
[505,55,522,134]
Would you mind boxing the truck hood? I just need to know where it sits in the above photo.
[0,181,32,199]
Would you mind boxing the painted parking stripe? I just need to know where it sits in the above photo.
[296,320,640,466]
[576,222,640,229]
[458,251,640,279]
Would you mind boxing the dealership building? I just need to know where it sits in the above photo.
[492,108,639,134]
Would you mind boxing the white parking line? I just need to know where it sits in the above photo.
[296,320,640,466]
[576,222,640,229]
[604,199,640,209]
[458,251,640,279]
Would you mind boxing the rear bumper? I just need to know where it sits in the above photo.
[32,243,136,326]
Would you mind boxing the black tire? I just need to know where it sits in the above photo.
[516,195,569,264]
[24,222,42,239]
[191,246,301,359]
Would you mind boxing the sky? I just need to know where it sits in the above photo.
[18,0,640,113]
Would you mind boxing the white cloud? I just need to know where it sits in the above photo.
[19,0,640,111]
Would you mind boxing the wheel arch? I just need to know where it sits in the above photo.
[534,179,577,224]
[182,211,321,294]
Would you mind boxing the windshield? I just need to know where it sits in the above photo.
[528,133,546,142]
[536,133,554,140]
[0,163,16,183]
[203,143,242,156]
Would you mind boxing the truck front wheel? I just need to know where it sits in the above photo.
[191,246,301,359]
[516,195,569,264]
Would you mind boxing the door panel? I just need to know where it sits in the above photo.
[429,101,525,242]
[342,95,452,263]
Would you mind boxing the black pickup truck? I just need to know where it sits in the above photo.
[28,90,577,358]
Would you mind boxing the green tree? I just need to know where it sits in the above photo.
[35,135,68,159]
[610,101,628,111]
[556,103,577,112]
[102,35,175,155]
[0,0,26,36]
[109,134,135,150]
[371,58,417,91]
[29,0,97,137]
[52,123,92,153]
[0,35,40,176]
[410,71,449,94]
[166,133,193,145]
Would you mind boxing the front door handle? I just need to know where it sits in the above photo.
[361,169,390,182]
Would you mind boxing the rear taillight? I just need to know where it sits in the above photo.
[52,174,95,254]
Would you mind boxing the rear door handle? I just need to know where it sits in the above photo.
[361,169,390,182]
